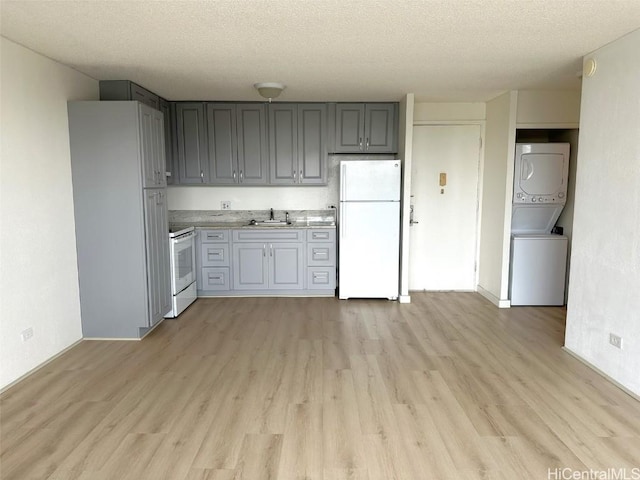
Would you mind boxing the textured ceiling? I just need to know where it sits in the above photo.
[1,0,639,102]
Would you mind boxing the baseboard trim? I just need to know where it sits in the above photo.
[562,346,640,402]
[0,338,83,395]
[477,285,511,308]
[398,295,411,304]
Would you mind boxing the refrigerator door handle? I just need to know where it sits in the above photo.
[341,205,346,238]
[341,163,347,200]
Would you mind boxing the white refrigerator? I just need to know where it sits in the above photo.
[339,160,401,300]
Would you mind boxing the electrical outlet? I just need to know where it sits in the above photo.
[609,333,623,349]
[21,327,34,342]
[221,201,231,210]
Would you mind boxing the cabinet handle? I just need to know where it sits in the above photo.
[233,170,237,181]
[293,169,296,180]
[200,170,204,182]
[240,170,244,183]
[366,138,370,150]
[299,169,303,181]
[270,244,273,257]
[359,137,363,151]
[263,244,266,257]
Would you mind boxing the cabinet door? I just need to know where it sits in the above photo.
[269,243,304,290]
[176,103,208,184]
[152,109,167,187]
[232,243,268,289]
[143,190,171,326]
[157,191,172,317]
[138,105,166,188]
[364,103,396,153]
[159,99,174,185]
[334,103,365,153]
[206,103,238,184]
[237,104,268,184]
[139,106,158,188]
[269,104,297,184]
[298,104,327,184]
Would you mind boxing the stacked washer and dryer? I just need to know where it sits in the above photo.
[509,143,570,306]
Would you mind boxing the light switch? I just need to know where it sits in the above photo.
[439,172,447,186]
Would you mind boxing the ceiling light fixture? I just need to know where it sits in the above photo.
[254,82,285,102]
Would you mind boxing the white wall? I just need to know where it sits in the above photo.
[0,38,98,390]
[414,102,485,122]
[564,29,640,396]
[167,156,340,210]
[554,129,580,302]
[516,90,581,126]
[476,91,517,306]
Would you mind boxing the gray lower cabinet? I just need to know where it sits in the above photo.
[232,243,269,289]
[334,103,397,153]
[269,104,327,185]
[68,101,171,339]
[232,235,304,291]
[143,189,172,325]
[306,229,336,290]
[197,230,231,292]
[197,228,335,296]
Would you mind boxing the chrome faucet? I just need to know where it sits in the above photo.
[270,208,274,220]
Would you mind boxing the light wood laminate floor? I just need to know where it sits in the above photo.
[1,293,639,479]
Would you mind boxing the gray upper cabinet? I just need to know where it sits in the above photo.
[236,104,268,184]
[159,99,175,185]
[334,103,397,153]
[207,103,238,184]
[269,104,298,184]
[207,103,268,185]
[176,103,208,184]
[99,81,175,185]
[139,106,166,188]
[298,104,327,184]
[269,103,326,185]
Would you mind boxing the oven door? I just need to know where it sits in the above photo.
[171,232,196,294]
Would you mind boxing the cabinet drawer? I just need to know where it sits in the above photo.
[233,229,303,242]
[307,267,336,290]
[201,229,229,243]
[307,243,336,266]
[201,267,230,291]
[307,229,336,243]
[201,243,230,267]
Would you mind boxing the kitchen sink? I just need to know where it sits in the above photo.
[248,220,291,226]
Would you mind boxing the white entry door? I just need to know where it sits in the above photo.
[409,124,481,291]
